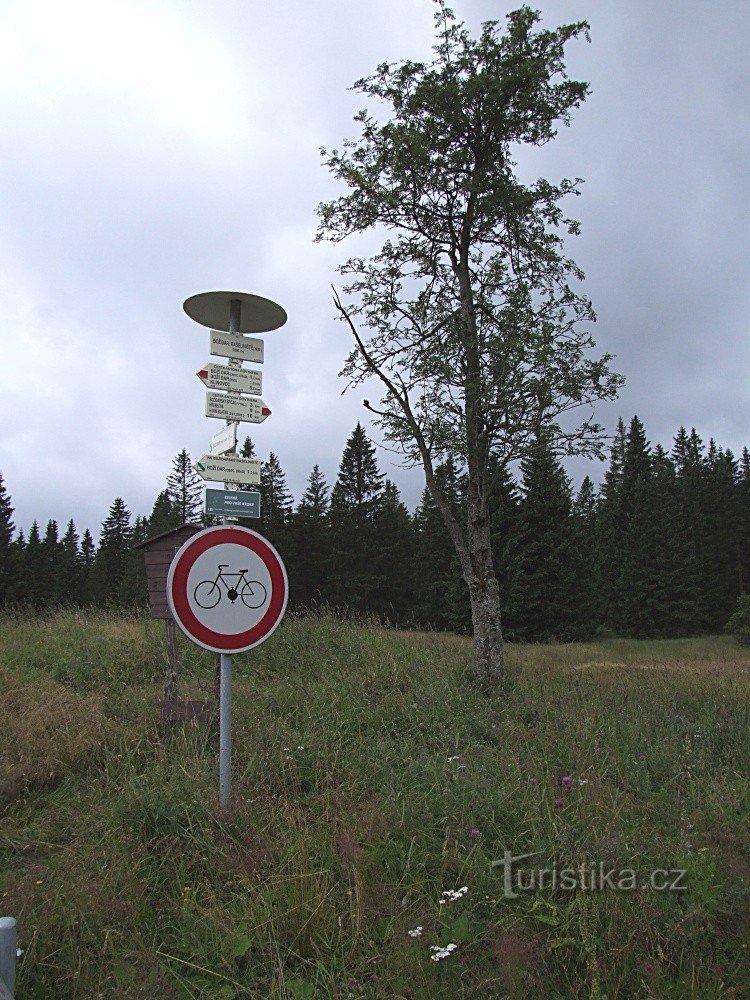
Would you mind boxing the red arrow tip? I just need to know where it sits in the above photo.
[198,369,208,379]
[261,407,271,416]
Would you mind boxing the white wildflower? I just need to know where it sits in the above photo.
[439,886,469,904]
[408,926,423,938]
[430,942,459,961]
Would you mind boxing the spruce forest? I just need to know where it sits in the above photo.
[2,415,749,641]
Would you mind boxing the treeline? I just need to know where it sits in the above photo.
[1,417,749,639]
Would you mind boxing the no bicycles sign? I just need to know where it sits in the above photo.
[167,526,288,653]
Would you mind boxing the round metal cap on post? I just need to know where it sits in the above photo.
[183,291,287,333]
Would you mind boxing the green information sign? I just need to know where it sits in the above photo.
[205,489,261,519]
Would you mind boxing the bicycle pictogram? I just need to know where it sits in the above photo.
[193,564,267,610]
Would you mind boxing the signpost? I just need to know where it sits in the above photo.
[205,391,272,424]
[197,362,262,396]
[167,526,288,805]
[205,488,261,518]
[210,330,264,364]
[210,423,237,456]
[194,454,261,485]
[181,289,286,808]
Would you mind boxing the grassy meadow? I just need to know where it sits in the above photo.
[1,609,748,998]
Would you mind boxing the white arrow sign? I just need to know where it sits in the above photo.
[205,391,272,423]
[197,362,262,396]
[194,454,261,485]
[210,423,237,456]
[210,330,264,364]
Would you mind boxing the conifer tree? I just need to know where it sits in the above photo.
[58,519,82,605]
[167,449,202,524]
[487,458,520,631]
[119,515,149,606]
[617,441,684,637]
[702,444,741,626]
[0,473,15,605]
[671,427,719,631]
[149,490,181,537]
[738,448,750,595]
[596,417,627,627]
[256,452,293,549]
[80,529,96,605]
[24,522,43,609]
[611,417,653,635]
[329,423,385,613]
[571,475,601,626]
[370,479,415,624]
[505,432,595,641]
[95,499,132,604]
[286,465,333,609]
[5,529,26,605]
[413,458,469,630]
[236,437,259,529]
[37,520,61,609]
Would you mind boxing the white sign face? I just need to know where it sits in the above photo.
[210,330,264,364]
[194,455,261,485]
[186,542,271,635]
[210,423,237,456]
[205,392,271,423]
[197,362,262,396]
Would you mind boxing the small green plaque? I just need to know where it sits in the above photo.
[205,489,260,518]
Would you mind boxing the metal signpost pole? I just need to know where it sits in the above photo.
[218,298,242,808]
[0,916,16,997]
[183,288,286,811]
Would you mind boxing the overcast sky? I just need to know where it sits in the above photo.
[1,0,748,539]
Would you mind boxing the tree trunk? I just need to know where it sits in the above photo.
[466,491,505,687]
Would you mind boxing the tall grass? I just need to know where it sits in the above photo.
[1,609,748,998]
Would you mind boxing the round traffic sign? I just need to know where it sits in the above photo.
[167,526,288,653]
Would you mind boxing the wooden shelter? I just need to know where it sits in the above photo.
[135,523,202,619]
[135,524,213,724]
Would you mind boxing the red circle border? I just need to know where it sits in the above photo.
[167,527,288,652]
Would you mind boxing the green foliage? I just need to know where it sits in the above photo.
[505,432,596,641]
[94,497,132,605]
[255,451,293,548]
[328,423,385,612]
[725,593,750,644]
[0,472,15,604]
[166,448,202,524]
[148,489,181,537]
[286,464,333,608]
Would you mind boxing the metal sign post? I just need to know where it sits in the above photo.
[220,296,240,808]
[166,526,289,806]
[182,290,287,808]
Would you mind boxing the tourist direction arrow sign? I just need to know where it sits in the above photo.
[194,455,261,485]
[197,362,262,396]
[205,489,261,519]
[210,423,237,456]
[210,330,264,364]
[205,392,271,423]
